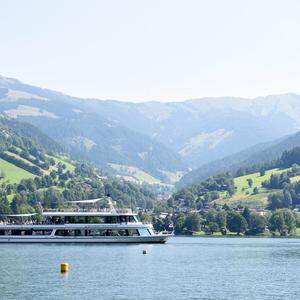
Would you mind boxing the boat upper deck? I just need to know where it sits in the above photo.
[42,209,137,217]
[0,198,141,227]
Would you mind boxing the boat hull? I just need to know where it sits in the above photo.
[0,235,172,244]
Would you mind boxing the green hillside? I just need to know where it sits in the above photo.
[0,152,76,185]
[234,168,288,195]
[109,163,183,186]
[0,115,161,215]
[0,158,34,184]
[178,131,300,188]
[172,147,300,214]
[214,168,288,208]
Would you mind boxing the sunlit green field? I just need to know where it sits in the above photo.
[216,167,292,208]
[0,158,35,184]
[109,163,164,185]
[234,168,289,195]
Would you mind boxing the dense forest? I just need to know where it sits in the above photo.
[151,207,298,237]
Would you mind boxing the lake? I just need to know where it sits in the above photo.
[0,237,299,299]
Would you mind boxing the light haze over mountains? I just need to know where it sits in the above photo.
[1,75,300,186]
[2,1,300,101]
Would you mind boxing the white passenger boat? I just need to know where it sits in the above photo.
[0,199,172,243]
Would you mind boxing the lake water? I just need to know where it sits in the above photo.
[0,237,300,299]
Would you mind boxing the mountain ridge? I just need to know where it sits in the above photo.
[2,75,300,184]
[178,131,300,187]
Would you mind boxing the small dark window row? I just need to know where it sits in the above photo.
[48,216,135,224]
[54,229,140,237]
[0,230,52,236]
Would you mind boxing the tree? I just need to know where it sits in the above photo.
[260,169,266,177]
[269,210,286,235]
[216,210,227,230]
[268,189,293,210]
[0,196,11,215]
[247,214,266,235]
[242,207,251,224]
[50,170,57,179]
[184,213,201,234]
[174,214,186,235]
[282,209,296,234]
[268,209,295,236]
[153,217,165,232]
[222,203,230,211]
[49,158,55,166]
[207,222,219,235]
[268,192,284,210]
[247,178,253,188]
[281,147,300,167]
[227,211,247,235]
[282,190,292,208]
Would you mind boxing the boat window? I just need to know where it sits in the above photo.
[87,229,106,236]
[11,230,22,235]
[55,230,64,236]
[126,229,140,236]
[129,216,135,223]
[74,217,86,224]
[4,230,51,236]
[65,216,75,224]
[148,229,154,235]
[84,229,139,236]
[50,217,64,224]
[117,229,127,236]
[75,229,85,236]
[119,216,127,223]
[55,229,76,236]
[105,216,118,224]
[137,228,150,236]
[32,230,52,236]
[86,216,105,224]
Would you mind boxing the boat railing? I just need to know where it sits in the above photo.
[43,208,133,213]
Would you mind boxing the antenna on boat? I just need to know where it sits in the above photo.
[106,194,117,214]
[38,202,44,213]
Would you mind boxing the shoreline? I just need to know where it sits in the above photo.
[175,234,300,239]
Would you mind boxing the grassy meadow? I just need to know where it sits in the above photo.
[215,167,298,208]
[0,158,35,184]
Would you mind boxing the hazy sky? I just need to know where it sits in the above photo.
[1,0,300,102]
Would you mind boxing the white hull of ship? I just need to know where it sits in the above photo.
[0,235,171,243]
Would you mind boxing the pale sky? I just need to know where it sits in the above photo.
[1,0,300,102]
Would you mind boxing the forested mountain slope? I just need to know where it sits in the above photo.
[2,75,300,184]
[0,76,185,183]
[0,114,160,214]
[178,131,300,187]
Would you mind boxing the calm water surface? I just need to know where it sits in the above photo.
[0,237,299,299]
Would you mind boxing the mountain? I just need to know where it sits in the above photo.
[0,113,73,183]
[178,131,300,187]
[2,75,300,184]
[0,76,186,183]
[0,113,63,155]
[0,114,160,215]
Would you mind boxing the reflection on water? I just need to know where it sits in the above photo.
[0,237,299,299]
